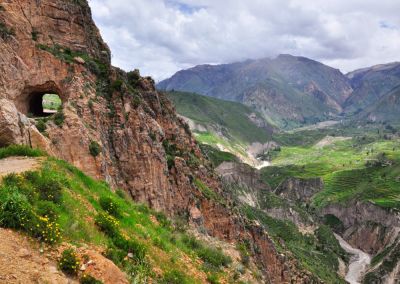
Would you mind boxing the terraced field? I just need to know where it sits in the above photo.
[262,124,400,210]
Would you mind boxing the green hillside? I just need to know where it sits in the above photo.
[0,145,250,284]
[167,91,272,144]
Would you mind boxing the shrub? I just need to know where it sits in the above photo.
[111,80,123,92]
[198,246,232,269]
[0,188,33,230]
[34,215,61,244]
[36,119,47,133]
[112,234,147,263]
[154,211,171,228]
[236,242,251,266]
[181,234,203,250]
[99,196,120,217]
[59,248,80,276]
[80,274,103,284]
[89,141,101,157]
[95,212,119,238]
[36,200,59,221]
[35,174,63,204]
[53,111,65,127]
[115,189,127,200]
[160,270,190,284]
[104,246,126,265]
[207,273,220,284]
[127,69,140,87]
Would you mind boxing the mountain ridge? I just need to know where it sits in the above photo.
[158,54,353,128]
[158,56,400,127]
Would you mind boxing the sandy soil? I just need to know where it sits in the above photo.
[0,228,76,284]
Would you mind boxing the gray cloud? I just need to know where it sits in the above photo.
[88,0,400,81]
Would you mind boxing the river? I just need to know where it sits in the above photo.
[334,233,371,284]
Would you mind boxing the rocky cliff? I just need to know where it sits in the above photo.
[0,1,312,282]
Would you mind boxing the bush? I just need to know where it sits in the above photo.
[80,274,103,284]
[95,212,119,237]
[115,189,127,200]
[53,111,65,127]
[181,234,203,250]
[36,119,47,133]
[154,211,171,228]
[59,248,80,276]
[35,175,63,204]
[34,215,61,244]
[89,141,101,157]
[207,273,220,284]
[127,69,140,87]
[112,234,147,263]
[111,80,123,92]
[198,246,232,269]
[160,270,190,284]
[36,200,59,221]
[99,196,120,217]
[0,188,33,230]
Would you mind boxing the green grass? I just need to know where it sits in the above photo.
[42,94,62,111]
[0,145,44,159]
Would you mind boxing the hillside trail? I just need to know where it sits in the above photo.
[0,156,41,178]
[334,233,371,284]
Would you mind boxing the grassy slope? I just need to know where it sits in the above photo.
[0,146,241,284]
[166,91,272,144]
[262,124,400,209]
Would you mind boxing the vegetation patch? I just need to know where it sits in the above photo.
[0,145,44,159]
[59,248,80,276]
[89,141,101,157]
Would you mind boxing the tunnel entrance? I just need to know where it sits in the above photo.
[28,93,62,117]
[18,82,63,118]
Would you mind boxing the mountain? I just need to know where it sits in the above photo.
[344,62,400,114]
[158,55,353,128]
[359,85,400,122]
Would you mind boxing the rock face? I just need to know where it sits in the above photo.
[0,1,311,282]
[320,201,400,282]
[275,177,324,203]
[216,162,267,191]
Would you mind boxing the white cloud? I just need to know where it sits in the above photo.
[88,0,400,81]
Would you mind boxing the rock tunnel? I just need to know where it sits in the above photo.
[17,82,63,117]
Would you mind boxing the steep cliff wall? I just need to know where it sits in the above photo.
[0,1,313,282]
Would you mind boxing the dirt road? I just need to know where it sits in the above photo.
[0,157,41,178]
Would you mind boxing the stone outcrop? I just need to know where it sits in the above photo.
[0,1,313,282]
[275,177,324,203]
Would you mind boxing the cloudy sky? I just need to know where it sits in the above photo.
[88,0,400,81]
